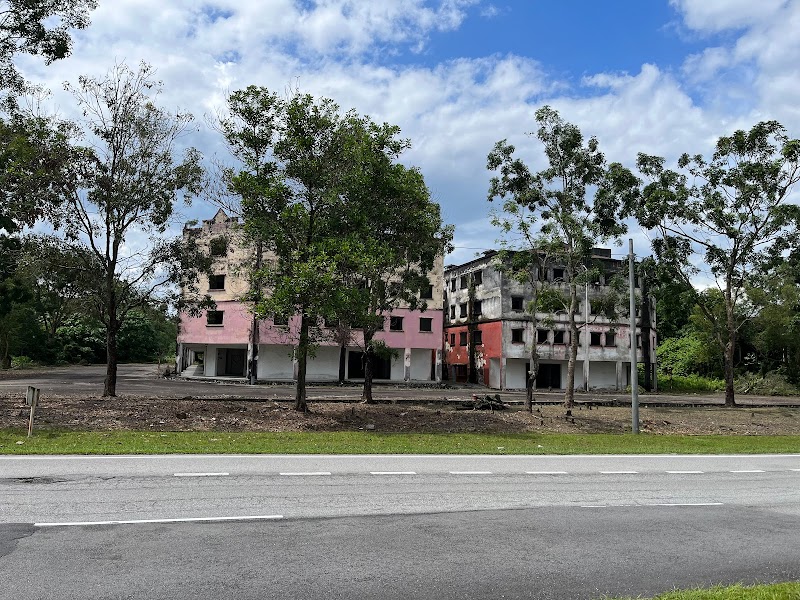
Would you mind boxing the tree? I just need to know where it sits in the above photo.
[632,121,800,406]
[487,105,635,408]
[50,62,208,396]
[332,112,452,403]
[1,0,97,106]
[220,87,357,412]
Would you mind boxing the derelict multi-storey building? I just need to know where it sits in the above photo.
[442,249,657,391]
[176,210,445,383]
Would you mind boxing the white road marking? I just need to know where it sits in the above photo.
[173,472,229,477]
[34,515,284,527]
[370,471,417,475]
[279,472,331,476]
[581,505,609,508]
[666,470,704,474]
[647,503,724,507]
[730,470,765,473]
[449,471,492,475]
[526,471,568,475]
[791,469,800,472]
[600,471,638,474]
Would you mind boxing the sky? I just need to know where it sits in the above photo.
[14,0,800,268]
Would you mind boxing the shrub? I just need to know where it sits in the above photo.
[11,356,36,370]
[657,374,726,393]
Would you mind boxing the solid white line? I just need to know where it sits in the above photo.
[173,472,229,477]
[526,471,568,475]
[370,471,417,475]
[730,470,765,473]
[666,470,704,474]
[279,472,331,476]
[34,515,284,527]
[449,471,492,475]
[600,471,638,474]
[647,503,724,507]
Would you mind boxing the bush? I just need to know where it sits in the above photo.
[10,356,36,370]
[734,371,800,396]
[657,374,726,393]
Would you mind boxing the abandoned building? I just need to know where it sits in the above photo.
[176,209,445,383]
[443,249,657,391]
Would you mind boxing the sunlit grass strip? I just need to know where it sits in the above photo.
[607,582,800,600]
[2,429,800,455]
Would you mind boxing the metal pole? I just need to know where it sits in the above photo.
[628,239,639,434]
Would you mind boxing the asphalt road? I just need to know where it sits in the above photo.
[1,454,799,599]
[2,363,800,405]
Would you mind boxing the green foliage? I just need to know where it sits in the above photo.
[56,317,105,364]
[610,582,800,600]
[656,374,726,393]
[734,371,800,396]
[657,334,720,378]
[10,355,34,369]
[0,0,97,106]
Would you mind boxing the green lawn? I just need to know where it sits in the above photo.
[3,429,800,455]
[608,582,800,600]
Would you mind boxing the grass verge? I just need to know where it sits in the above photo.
[608,582,800,599]
[2,429,800,455]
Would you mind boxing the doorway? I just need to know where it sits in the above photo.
[535,363,562,389]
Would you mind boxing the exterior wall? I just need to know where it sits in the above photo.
[589,361,617,389]
[505,358,528,389]
[257,345,295,380]
[410,348,432,380]
[178,300,252,346]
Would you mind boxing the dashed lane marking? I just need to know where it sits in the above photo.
[666,470,704,474]
[34,515,284,527]
[730,470,765,473]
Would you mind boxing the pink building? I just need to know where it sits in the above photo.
[176,210,444,383]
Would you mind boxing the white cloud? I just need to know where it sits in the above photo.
[670,0,788,33]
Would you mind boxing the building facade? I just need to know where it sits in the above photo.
[443,249,657,391]
[176,210,445,383]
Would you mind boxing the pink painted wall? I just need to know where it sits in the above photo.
[180,301,443,350]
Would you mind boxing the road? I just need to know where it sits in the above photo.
[1,454,799,598]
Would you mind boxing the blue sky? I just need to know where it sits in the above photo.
[15,0,800,267]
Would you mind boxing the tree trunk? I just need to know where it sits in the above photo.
[362,336,374,404]
[295,313,309,412]
[564,285,579,409]
[338,345,346,383]
[104,323,118,397]
[724,337,737,407]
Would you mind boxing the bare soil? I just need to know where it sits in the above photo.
[2,393,800,435]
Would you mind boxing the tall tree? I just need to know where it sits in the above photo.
[220,87,355,412]
[632,121,800,406]
[51,62,207,396]
[333,112,452,403]
[1,0,97,106]
[487,105,634,408]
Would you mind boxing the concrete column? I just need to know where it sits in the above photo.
[615,360,624,391]
[403,348,412,381]
[435,349,442,383]
[500,357,507,390]
[292,351,299,381]
[176,343,183,374]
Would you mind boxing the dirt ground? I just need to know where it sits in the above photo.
[2,393,800,435]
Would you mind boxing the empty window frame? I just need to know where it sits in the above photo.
[511,328,524,344]
[605,331,616,347]
[459,331,468,346]
[590,332,602,346]
[553,330,565,344]
[273,314,288,326]
[460,276,469,290]
[450,333,456,346]
[473,300,482,316]
[460,303,467,318]
[450,279,456,292]
[206,311,224,326]
[390,316,404,331]
[552,268,565,282]
[209,236,227,257]
[537,329,549,344]
[450,305,456,320]
[208,274,226,290]
[473,330,483,345]
[511,296,524,311]
[420,284,434,300]
[419,317,433,332]
[473,270,483,285]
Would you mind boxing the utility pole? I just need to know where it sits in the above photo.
[583,274,589,392]
[628,239,639,434]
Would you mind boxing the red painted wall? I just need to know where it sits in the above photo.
[443,321,503,384]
